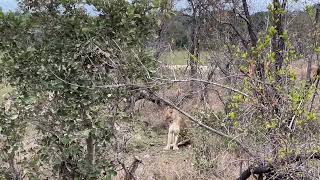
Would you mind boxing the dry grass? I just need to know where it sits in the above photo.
[113,146,197,180]
[113,134,244,180]
[112,129,246,180]
[111,79,247,180]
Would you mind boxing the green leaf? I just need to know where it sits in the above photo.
[229,112,236,120]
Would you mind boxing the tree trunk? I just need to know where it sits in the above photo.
[306,58,312,86]
[271,0,286,82]
[154,1,173,78]
[315,4,320,67]
[81,106,95,166]
[188,0,200,94]
[86,131,95,166]
[308,4,320,112]
[124,157,142,180]
[201,67,215,103]
[8,151,21,180]
[241,0,257,47]
[241,0,264,80]
[154,15,167,62]
[189,18,199,91]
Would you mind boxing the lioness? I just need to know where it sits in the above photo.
[163,107,186,150]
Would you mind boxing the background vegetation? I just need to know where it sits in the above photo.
[0,0,320,179]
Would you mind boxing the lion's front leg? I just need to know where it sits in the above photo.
[172,131,179,150]
[164,131,173,150]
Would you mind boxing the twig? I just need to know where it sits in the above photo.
[50,68,145,89]
[309,77,320,112]
[288,100,303,130]
[131,49,151,79]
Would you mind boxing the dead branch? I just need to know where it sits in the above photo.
[237,165,273,180]
[238,152,320,180]
[160,78,250,97]
[177,139,191,147]
[125,156,142,180]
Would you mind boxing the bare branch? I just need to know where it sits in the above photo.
[163,78,250,97]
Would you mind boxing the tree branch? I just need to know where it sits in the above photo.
[237,164,273,180]
[163,78,250,97]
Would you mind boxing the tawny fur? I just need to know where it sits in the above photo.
[289,62,319,81]
[163,107,186,150]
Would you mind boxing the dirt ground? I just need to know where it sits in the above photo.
[112,144,245,180]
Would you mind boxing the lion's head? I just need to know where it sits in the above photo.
[164,107,174,127]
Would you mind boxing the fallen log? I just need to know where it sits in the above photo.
[237,165,273,180]
[238,152,320,180]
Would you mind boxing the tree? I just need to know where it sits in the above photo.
[271,0,287,82]
[187,0,201,93]
[0,0,155,178]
